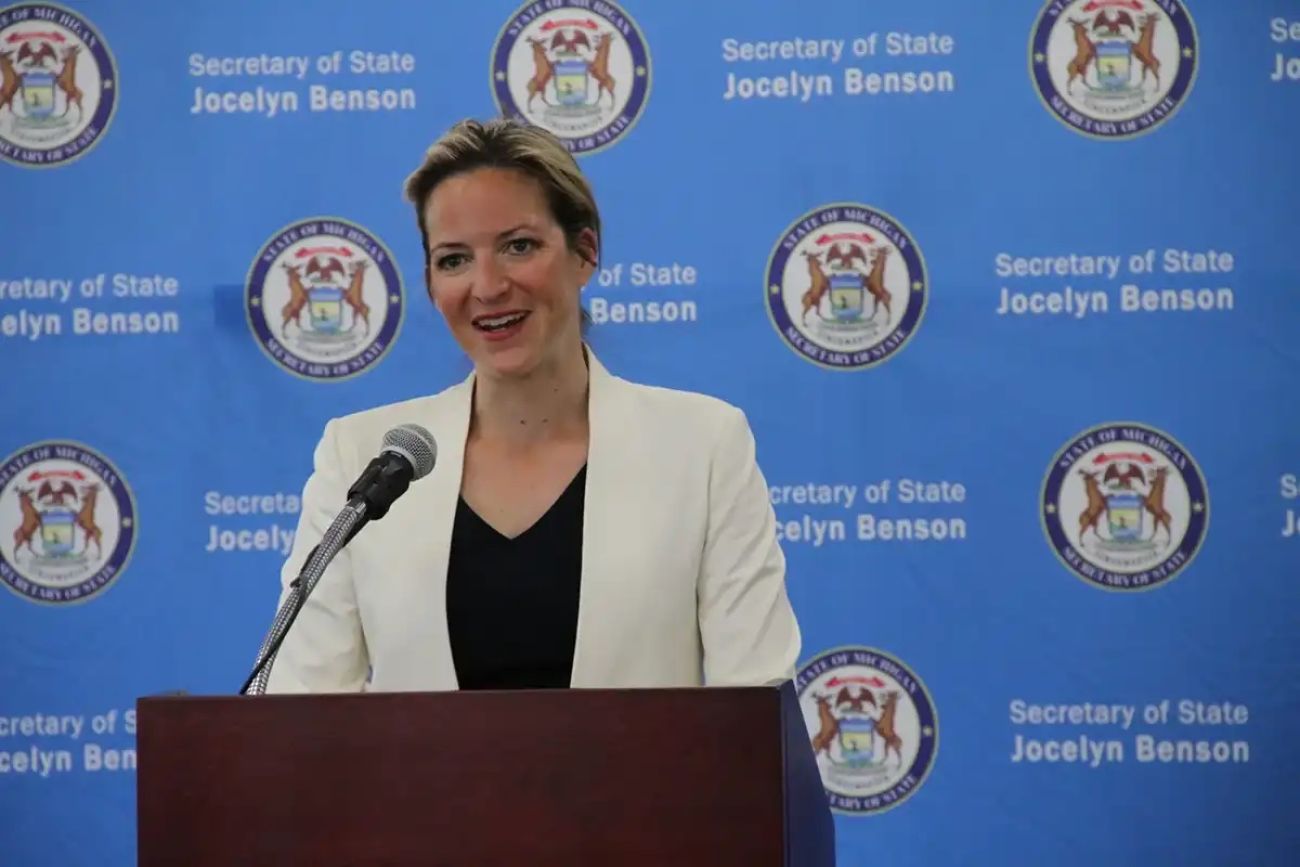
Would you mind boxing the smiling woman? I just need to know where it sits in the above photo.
[256,117,802,697]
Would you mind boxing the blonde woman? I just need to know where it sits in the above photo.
[264,118,800,694]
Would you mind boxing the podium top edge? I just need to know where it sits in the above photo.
[136,683,792,705]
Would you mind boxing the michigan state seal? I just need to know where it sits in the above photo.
[1030,0,1197,139]
[0,440,136,604]
[766,203,927,371]
[491,0,650,154]
[0,2,117,167]
[796,645,938,815]
[245,217,404,381]
[1042,421,1209,590]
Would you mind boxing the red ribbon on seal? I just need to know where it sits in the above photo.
[1082,0,1144,11]
[28,470,87,481]
[4,31,67,43]
[294,246,353,258]
[1091,451,1154,465]
[815,232,874,245]
[826,675,887,688]
[541,18,599,30]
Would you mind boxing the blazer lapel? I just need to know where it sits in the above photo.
[570,351,632,687]
[378,369,474,692]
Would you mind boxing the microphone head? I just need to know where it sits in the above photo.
[381,424,437,480]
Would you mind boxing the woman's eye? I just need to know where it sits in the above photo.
[506,238,537,254]
[435,253,467,270]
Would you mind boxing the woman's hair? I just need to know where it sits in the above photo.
[403,117,601,269]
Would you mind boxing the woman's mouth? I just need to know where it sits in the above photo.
[473,310,531,340]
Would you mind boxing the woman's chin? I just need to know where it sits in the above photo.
[476,343,540,378]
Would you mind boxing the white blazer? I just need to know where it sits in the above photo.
[263,350,801,693]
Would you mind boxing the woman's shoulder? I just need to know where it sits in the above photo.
[618,375,739,415]
[607,374,765,492]
[609,372,752,445]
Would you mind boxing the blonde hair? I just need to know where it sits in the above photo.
[404,117,601,268]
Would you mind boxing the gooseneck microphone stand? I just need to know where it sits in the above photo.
[237,422,436,696]
[239,500,367,696]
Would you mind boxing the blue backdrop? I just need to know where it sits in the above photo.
[1,1,1297,864]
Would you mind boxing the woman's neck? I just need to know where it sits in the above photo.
[470,340,590,448]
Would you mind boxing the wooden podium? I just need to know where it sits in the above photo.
[136,683,835,866]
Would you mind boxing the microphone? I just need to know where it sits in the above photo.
[347,424,439,521]
[240,424,438,695]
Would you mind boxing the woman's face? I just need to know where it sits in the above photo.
[422,166,595,379]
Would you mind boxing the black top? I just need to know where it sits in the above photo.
[446,466,586,690]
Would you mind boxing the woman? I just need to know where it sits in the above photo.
[262,117,800,693]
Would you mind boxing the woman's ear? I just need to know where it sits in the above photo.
[577,227,599,270]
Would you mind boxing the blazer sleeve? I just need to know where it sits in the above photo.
[262,418,370,693]
[697,405,802,686]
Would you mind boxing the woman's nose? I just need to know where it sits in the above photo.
[471,257,510,303]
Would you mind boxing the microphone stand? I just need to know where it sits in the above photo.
[239,499,368,695]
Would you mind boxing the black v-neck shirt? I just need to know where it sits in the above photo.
[446,466,586,690]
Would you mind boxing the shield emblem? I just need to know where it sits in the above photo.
[836,712,876,763]
[308,287,344,333]
[1106,491,1143,541]
[829,272,865,321]
[40,508,76,556]
[1095,40,1132,90]
[554,58,589,106]
[21,71,56,119]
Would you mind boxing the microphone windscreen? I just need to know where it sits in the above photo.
[382,424,437,479]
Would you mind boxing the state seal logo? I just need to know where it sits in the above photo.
[491,0,650,154]
[1042,421,1209,590]
[1030,0,1197,139]
[0,440,135,604]
[245,217,404,381]
[796,646,938,815]
[766,203,926,371]
[0,2,117,167]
